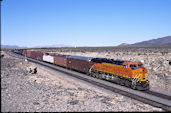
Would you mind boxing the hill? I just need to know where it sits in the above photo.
[118,36,171,47]
[1,45,23,48]
[131,36,171,46]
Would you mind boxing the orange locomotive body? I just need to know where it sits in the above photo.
[93,62,132,78]
[90,58,149,90]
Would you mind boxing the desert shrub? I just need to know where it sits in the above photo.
[169,61,171,65]
[0,54,4,58]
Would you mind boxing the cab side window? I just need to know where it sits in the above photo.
[124,65,128,68]
[130,64,137,70]
[138,64,143,68]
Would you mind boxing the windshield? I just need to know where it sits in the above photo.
[138,64,143,68]
[130,64,137,70]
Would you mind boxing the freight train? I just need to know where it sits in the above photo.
[12,49,149,90]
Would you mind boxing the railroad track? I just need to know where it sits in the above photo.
[6,51,171,111]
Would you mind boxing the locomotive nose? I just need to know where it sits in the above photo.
[140,68,144,72]
[142,69,147,81]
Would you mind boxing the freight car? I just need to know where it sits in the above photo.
[23,50,32,58]
[67,55,93,73]
[54,54,70,67]
[23,50,43,61]
[13,49,149,90]
[43,53,54,63]
[12,49,23,55]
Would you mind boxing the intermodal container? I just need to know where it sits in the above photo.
[43,53,54,63]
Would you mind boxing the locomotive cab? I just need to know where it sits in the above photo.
[123,61,149,90]
[123,62,148,82]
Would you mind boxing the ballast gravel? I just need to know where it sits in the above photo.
[1,51,163,112]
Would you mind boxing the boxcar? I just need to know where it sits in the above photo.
[23,50,32,58]
[67,55,94,74]
[54,54,70,67]
[23,50,43,61]
[32,51,43,61]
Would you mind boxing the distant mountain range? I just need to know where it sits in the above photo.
[118,36,171,47]
[1,45,26,49]
[1,44,73,49]
[1,36,171,48]
[34,44,73,48]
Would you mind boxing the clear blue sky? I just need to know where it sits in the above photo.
[1,0,171,47]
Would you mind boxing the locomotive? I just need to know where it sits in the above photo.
[90,58,149,90]
[12,49,149,90]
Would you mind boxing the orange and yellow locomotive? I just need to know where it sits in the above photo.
[90,58,149,90]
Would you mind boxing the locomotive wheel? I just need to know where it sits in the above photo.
[125,80,131,87]
[99,75,102,79]
[119,79,125,86]
[93,73,98,78]
[89,72,94,77]
[90,69,95,77]
[95,74,99,79]
[89,73,93,77]
[131,84,137,89]
[92,73,96,78]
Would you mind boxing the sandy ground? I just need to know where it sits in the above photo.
[1,51,163,112]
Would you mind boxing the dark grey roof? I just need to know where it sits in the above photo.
[69,55,93,61]
[54,54,71,57]
[91,58,125,65]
